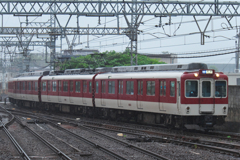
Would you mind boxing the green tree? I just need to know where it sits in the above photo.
[57,50,166,70]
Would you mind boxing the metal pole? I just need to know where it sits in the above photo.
[237,33,240,73]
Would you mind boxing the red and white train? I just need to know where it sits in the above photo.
[8,63,228,130]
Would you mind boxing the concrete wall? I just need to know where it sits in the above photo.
[226,86,240,123]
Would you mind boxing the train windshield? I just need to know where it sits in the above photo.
[185,80,198,97]
[215,81,227,98]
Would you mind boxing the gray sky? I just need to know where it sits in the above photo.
[1,0,240,66]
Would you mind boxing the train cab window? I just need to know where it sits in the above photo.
[28,82,31,91]
[96,81,99,93]
[70,81,73,92]
[185,80,198,97]
[35,82,38,91]
[63,81,68,92]
[52,81,57,92]
[75,81,81,93]
[58,81,61,92]
[89,81,92,93]
[215,81,227,98]
[170,81,175,97]
[83,81,87,93]
[119,80,123,94]
[102,80,106,93]
[138,81,143,95]
[108,81,115,94]
[147,81,155,96]
[202,81,211,97]
[42,82,46,91]
[126,81,134,95]
[47,81,50,91]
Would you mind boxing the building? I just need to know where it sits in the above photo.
[58,49,100,62]
[141,53,177,64]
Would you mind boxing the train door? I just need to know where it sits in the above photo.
[47,81,51,101]
[82,80,87,104]
[117,80,123,107]
[101,80,106,106]
[69,81,74,103]
[159,80,166,111]
[137,80,143,109]
[58,81,62,102]
[177,81,181,114]
[199,78,215,114]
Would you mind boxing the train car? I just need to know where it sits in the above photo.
[8,63,228,130]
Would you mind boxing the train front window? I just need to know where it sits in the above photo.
[185,80,198,97]
[202,81,211,97]
[215,81,226,98]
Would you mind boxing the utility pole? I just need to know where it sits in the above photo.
[236,29,240,73]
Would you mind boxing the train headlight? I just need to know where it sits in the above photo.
[194,73,198,77]
[216,73,220,77]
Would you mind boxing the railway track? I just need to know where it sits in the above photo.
[14,116,72,160]
[0,107,30,160]
[9,109,170,160]
[33,111,240,157]
[5,107,240,159]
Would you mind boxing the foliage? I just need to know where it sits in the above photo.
[57,50,166,70]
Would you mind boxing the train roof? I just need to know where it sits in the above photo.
[9,63,208,81]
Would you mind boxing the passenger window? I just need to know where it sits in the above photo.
[22,82,25,90]
[202,81,211,97]
[35,82,38,91]
[42,82,46,91]
[108,81,115,94]
[126,81,134,95]
[63,81,68,92]
[119,80,123,94]
[163,81,166,96]
[95,81,99,93]
[89,81,92,93]
[215,81,226,97]
[185,80,198,97]
[102,80,106,93]
[138,81,143,95]
[52,81,57,92]
[28,82,31,91]
[147,81,155,96]
[170,81,175,97]
[75,81,81,93]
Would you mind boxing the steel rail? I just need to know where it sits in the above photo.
[8,111,127,160]
[43,119,128,160]
[83,124,240,157]
[0,121,31,160]
[14,117,72,160]
[36,114,170,160]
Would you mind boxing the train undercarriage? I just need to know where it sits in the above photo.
[9,98,226,131]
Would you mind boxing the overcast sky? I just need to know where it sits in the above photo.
[1,0,240,67]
